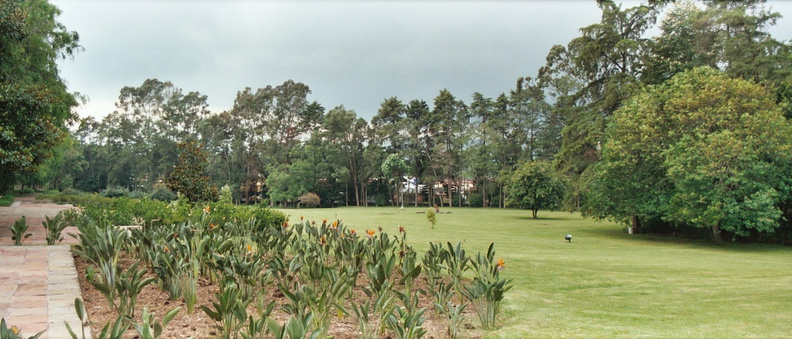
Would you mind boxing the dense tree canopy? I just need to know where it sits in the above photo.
[0,0,80,194]
[589,67,792,243]
[507,161,565,219]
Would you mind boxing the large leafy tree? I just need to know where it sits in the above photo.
[589,67,792,243]
[381,153,410,208]
[431,89,468,207]
[95,79,210,189]
[542,0,659,210]
[321,105,368,206]
[166,140,218,202]
[0,0,80,194]
[507,161,565,219]
[644,1,791,85]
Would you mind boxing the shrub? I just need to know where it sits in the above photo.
[101,186,130,198]
[149,185,177,202]
[128,190,147,199]
[374,193,387,207]
[298,193,320,208]
[426,209,437,229]
[0,195,14,207]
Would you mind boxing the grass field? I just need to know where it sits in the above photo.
[276,206,792,338]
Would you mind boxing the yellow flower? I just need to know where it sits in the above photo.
[10,326,20,335]
[497,257,506,270]
[332,220,338,228]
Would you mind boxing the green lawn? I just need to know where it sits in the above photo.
[276,206,792,338]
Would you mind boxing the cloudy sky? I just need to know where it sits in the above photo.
[52,1,792,121]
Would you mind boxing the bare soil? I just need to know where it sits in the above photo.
[73,251,484,339]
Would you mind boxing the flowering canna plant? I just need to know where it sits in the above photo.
[462,243,513,330]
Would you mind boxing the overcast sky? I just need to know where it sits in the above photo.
[52,1,792,121]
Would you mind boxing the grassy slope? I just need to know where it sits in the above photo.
[276,206,792,338]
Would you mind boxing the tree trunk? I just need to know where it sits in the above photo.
[447,181,451,209]
[712,223,724,244]
[458,178,462,208]
[414,178,419,207]
[629,215,639,235]
[387,179,393,207]
[532,208,538,219]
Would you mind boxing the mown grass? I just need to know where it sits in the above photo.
[277,206,792,338]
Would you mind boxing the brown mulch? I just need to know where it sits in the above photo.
[73,251,484,339]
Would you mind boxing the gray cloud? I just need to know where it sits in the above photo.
[53,1,792,120]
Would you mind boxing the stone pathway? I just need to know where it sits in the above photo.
[0,197,89,339]
[0,196,80,246]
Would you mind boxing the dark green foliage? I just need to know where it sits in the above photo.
[149,185,177,202]
[590,67,792,243]
[10,216,31,245]
[0,0,81,194]
[507,161,565,218]
[100,186,130,198]
[167,140,218,203]
[0,195,13,206]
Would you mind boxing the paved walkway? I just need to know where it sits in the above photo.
[0,197,88,339]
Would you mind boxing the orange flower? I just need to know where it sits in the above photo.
[366,229,376,239]
[10,326,20,335]
[210,223,217,229]
[323,218,328,224]
[164,247,170,254]
[398,225,405,233]
[319,235,326,245]
[350,229,356,235]
[283,221,289,228]
[247,244,254,255]
[300,216,304,221]
[204,206,211,213]
[497,257,506,270]
[332,220,338,228]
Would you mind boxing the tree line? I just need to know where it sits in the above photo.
[5,0,792,242]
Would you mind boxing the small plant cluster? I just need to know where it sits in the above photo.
[10,216,31,245]
[69,196,512,338]
[8,210,75,246]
